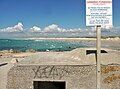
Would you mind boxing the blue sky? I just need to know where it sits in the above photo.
[0,0,120,29]
[0,0,84,29]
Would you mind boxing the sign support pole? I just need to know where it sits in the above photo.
[86,0,112,89]
[96,25,101,89]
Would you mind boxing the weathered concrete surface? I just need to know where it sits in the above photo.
[18,48,120,65]
[7,65,96,89]
[0,62,13,89]
[7,65,120,89]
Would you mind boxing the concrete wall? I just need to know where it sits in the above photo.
[7,65,120,89]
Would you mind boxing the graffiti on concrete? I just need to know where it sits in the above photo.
[32,65,94,79]
[32,66,71,79]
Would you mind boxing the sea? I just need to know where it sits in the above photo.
[0,39,119,52]
[0,39,89,52]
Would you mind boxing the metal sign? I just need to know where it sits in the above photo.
[86,0,113,26]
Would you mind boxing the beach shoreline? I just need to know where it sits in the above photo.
[11,37,120,41]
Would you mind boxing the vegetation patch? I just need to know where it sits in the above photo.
[103,74,120,84]
[101,66,119,74]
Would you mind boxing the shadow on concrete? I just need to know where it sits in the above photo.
[0,63,8,67]
[86,50,107,55]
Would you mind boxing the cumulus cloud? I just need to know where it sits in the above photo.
[30,26,41,32]
[44,24,82,32]
[44,24,62,32]
[1,22,118,37]
[0,22,23,32]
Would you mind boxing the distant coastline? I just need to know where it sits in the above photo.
[6,36,120,40]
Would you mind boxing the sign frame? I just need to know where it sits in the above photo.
[86,0,113,26]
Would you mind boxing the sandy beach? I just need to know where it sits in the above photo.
[16,37,120,41]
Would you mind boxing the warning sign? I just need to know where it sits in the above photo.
[86,0,113,26]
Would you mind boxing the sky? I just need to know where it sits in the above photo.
[0,0,120,37]
[0,0,86,29]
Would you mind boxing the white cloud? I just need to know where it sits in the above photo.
[0,22,23,32]
[0,22,119,38]
[30,26,41,32]
[44,24,62,32]
[44,24,82,32]
[101,25,113,29]
[0,23,83,33]
[14,22,23,31]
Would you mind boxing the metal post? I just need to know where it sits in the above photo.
[96,25,101,89]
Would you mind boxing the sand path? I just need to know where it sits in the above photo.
[0,62,14,89]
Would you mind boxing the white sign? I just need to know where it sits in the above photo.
[86,0,113,26]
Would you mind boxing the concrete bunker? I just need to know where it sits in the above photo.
[7,48,120,89]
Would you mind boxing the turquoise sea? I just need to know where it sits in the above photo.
[0,39,89,52]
